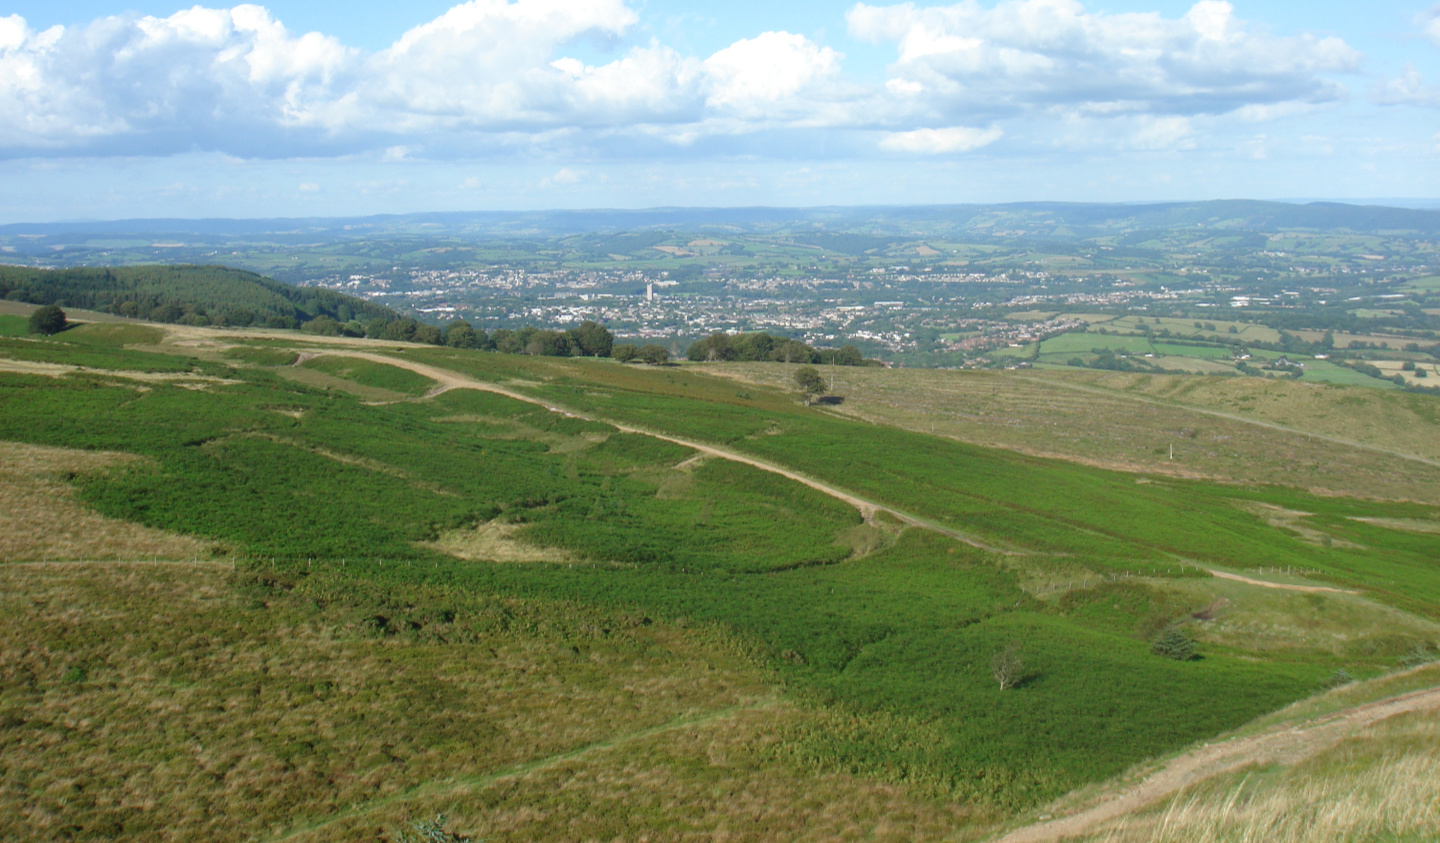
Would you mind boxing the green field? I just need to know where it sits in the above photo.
[2,324,1437,840]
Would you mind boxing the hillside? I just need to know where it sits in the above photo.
[0,264,396,329]
[0,305,1436,841]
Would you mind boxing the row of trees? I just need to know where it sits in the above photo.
[686,331,871,366]
[300,316,635,361]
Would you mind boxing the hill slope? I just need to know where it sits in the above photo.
[0,264,396,328]
[0,314,1435,841]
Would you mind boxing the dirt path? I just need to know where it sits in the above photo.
[1205,568,1360,595]
[990,679,1440,843]
[312,351,1013,553]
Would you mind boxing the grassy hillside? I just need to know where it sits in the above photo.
[1,320,1436,840]
[708,363,1440,505]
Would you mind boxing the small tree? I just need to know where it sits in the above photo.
[638,343,670,365]
[28,304,66,335]
[991,641,1025,690]
[1151,626,1197,661]
[794,366,825,402]
[612,343,639,363]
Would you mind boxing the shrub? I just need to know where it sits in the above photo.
[990,641,1026,690]
[1151,626,1198,661]
[1400,643,1438,669]
[28,304,66,335]
[392,813,468,842]
[612,343,639,363]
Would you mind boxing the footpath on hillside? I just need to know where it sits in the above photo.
[309,350,1014,553]
[989,677,1440,843]
[307,350,1383,594]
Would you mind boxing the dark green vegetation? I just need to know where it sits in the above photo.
[27,304,66,335]
[405,348,1440,612]
[2,322,1438,838]
[298,356,438,396]
[0,264,395,329]
[687,331,870,366]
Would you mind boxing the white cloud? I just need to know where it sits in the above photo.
[0,5,356,153]
[1131,116,1195,150]
[702,31,841,111]
[1422,3,1440,48]
[847,0,1360,120]
[1374,64,1440,108]
[540,166,586,186]
[0,0,1372,162]
[362,0,642,130]
[879,125,1002,153]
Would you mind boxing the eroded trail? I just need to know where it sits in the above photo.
[314,351,1012,553]
[1206,568,1359,595]
[990,679,1440,843]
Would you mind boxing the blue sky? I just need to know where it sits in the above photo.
[0,0,1437,221]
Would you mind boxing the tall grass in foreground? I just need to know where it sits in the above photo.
[1089,713,1440,843]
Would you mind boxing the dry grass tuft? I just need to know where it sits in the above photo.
[0,440,213,561]
[424,520,580,563]
[1086,713,1440,843]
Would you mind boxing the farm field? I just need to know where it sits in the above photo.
[1026,326,1403,389]
[1,316,1437,841]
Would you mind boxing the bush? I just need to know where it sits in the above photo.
[638,344,670,365]
[391,813,468,842]
[612,343,639,363]
[28,304,67,335]
[1401,643,1438,669]
[1151,626,1197,661]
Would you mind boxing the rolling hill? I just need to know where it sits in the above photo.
[0,299,1436,841]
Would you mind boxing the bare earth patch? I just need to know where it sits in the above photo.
[1349,516,1440,535]
[425,520,580,563]
[0,358,238,387]
[0,441,212,561]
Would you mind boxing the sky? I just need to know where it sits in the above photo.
[0,0,1437,222]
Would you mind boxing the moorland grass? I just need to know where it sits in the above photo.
[1080,710,1440,843]
[706,361,1440,505]
[0,314,29,336]
[0,336,1425,830]
[400,349,1440,602]
[0,564,775,843]
[300,354,438,396]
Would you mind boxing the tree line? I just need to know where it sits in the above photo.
[686,331,876,366]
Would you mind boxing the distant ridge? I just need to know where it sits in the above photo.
[4,199,1439,240]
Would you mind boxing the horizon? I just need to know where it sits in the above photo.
[6,196,1440,229]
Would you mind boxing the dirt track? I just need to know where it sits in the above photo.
[990,678,1440,843]
[1206,568,1360,595]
